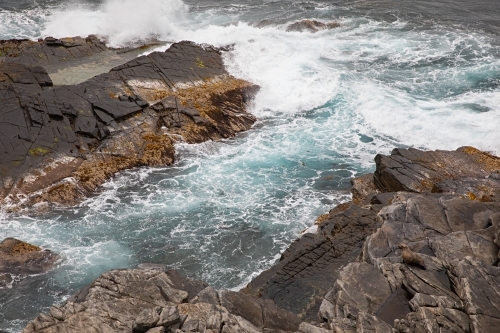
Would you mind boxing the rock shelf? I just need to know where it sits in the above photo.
[0,37,259,213]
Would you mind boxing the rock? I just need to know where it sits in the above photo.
[133,307,162,333]
[374,147,500,201]
[350,173,379,204]
[356,312,392,333]
[0,36,107,67]
[246,148,500,333]
[298,322,331,333]
[319,263,392,324]
[218,290,301,331]
[191,286,220,306]
[286,20,341,33]
[243,203,381,320]
[145,327,165,333]
[157,306,180,327]
[0,40,259,212]
[0,237,59,276]
[23,268,297,333]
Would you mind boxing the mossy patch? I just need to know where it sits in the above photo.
[195,57,205,68]
[29,147,52,156]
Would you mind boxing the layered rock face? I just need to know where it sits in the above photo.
[244,147,500,333]
[0,38,258,212]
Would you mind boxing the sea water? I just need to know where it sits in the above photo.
[0,0,500,331]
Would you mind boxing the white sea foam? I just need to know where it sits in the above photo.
[42,0,188,47]
[2,2,500,331]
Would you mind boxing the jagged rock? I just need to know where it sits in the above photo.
[0,36,107,67]
[133,307,162,333]
[23,268,298,333]
[0,238,59,280]
[0,40,259,212]
[286,20,341,33]
[298,322,331,333]
[243,203,381,320]
[191,286,220,306]
[245,148,500,333]
[374,147,500,201]
[319,263,392,324]
[350,173,379,204]
[356,312,392,333]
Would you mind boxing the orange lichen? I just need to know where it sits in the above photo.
[11,242,41,255]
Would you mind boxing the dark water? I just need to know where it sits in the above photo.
[0,0,500,332]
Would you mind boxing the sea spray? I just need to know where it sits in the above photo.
[42,0,189,47]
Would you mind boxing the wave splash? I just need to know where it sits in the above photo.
[42,0,189,47]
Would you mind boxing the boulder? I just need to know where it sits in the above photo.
[0,238,59,284]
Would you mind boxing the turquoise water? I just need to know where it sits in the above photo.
[1,0,500,331]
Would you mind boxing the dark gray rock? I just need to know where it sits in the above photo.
[286,20,341,33]
[0,40,259,212]
[374,147,500,201]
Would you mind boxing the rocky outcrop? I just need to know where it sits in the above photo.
[286,20,341,33]
[244,147,500,333]
[0,238,59,287]
[374,146,500,201]
[0,39,259,212]
[23,266,303,333]
[0,36,108,67]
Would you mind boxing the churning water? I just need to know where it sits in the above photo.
[1,0,500,331]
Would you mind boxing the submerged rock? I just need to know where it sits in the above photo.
[286,20,341,33]
[0,237,59,286]
[0,39,259,212]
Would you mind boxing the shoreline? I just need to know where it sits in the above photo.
[0,36,259,214]
[14,145,500,333]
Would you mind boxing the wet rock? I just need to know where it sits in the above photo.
[0,40,259,212]
[245,148,500,332]
[0,237,59,276]
[286,20,341,33]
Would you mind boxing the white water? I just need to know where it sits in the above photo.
[1,0,500,331]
